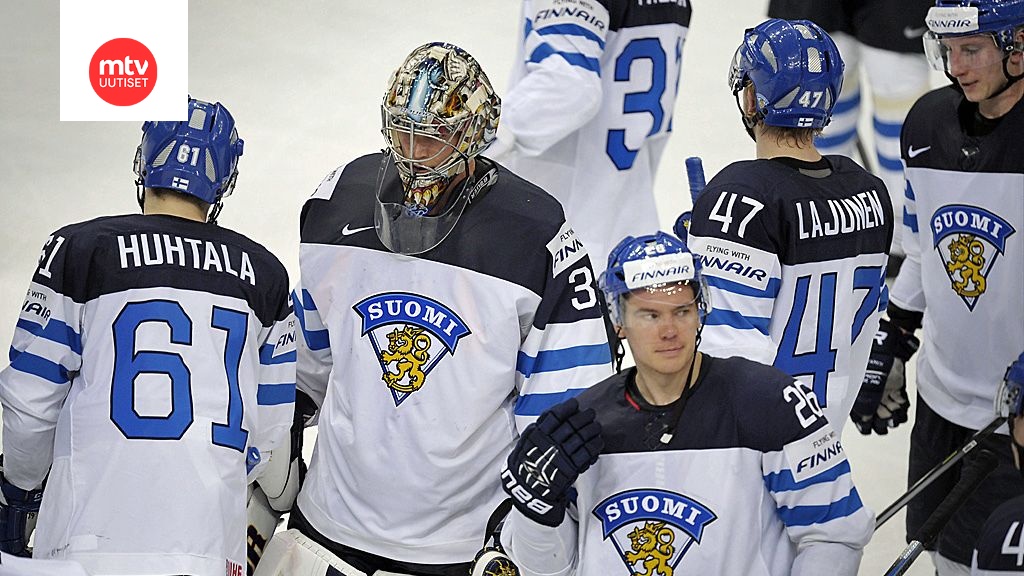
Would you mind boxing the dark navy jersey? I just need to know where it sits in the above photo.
[0,213,295,575]
[504,355,874,576]
[294,153,612,564]
[687,156,892,430]
[973,494,1024,574]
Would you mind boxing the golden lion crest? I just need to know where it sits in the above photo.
[945,233,987,297]
[625,521,676,576]
[380,324,432,393]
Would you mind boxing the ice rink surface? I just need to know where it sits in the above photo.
[1,1,944,573]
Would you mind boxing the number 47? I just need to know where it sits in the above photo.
[799,91,824,108]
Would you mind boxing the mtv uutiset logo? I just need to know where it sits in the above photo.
[60,0,187,121]
[89,38,157,106]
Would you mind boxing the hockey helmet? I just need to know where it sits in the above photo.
[923,0,1024,73]
[729,19,845,129]
[134,98,244,207]
[598,231,710,327]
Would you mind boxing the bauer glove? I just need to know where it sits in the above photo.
[0,456,44,557]
[501,398,603,527]
[851,318,919,435]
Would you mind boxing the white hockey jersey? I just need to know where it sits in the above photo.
[0,215,296,576]
[502,357,874,576]
[893,86,1024,431]
[491,0,692,273]
[687,156,893,432]
[293,154,613,564]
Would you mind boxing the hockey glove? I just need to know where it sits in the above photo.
[501,398,603,527]
[0,456,44,557]
[851,318,920,435]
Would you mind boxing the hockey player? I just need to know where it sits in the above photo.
[254,43,612,576]
[863,0,1024,572]
[499,231,874,576]
[685,19,893,435]
[768,0,935,263]
[0,98,297,575]
[487,0,692,275]
[972,354,1024,575]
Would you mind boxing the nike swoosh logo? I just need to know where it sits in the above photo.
[907,145,931,158]
[904,26,927,39]
[341,224,374,236]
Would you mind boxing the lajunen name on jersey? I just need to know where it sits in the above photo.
[795,189,886,240]
[117,234,256,286]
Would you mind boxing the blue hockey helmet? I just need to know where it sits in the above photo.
[598,231,710,326]
[924,0,1024,72]
[729,18,845,129]
[134,98,244,207]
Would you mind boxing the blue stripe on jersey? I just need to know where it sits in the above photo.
[831,91,861,115]
[10,351,70,385]
[515,388,587,416]
[814,126,857,149]
[16,318,83,355]
[872,117,903,139]
[536,23,606,49]
[528,43,601,74]
[777,488,864,527]
[516,344,611,378]
[257,382,296,406]
[524,17,532,39]
[764,460,851,493]
[903,208,919,233]
[704,309,770,335]
[706,275,781,299]
[877,152,903,172]
[292,289,330,351]
[259,343,296,365]
[879,285,890,312]
[905,180,916,201]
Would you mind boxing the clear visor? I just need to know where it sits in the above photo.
[995,376,1023,418]
[618,280,710,329]
[923,31,1004,73]
[728,45,749,94]
[373,152,472,255]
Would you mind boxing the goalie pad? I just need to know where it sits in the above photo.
[250,529,364,576]
[246,483,283,575]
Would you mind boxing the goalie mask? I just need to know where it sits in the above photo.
[598,232,711,329]
[134,98,244,222]
[376,42,500,255]
[729,19,845,133]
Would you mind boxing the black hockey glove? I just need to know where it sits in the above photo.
[501,398,603,527]
[0,456,44,557]
[851,318,920,435]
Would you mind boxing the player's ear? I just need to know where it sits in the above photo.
[743,84,758,117]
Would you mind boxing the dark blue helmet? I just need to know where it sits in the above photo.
[729,19,845,129]
[134,98,244,205]
[598,231,710,325]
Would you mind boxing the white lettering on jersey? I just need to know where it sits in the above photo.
[117,233,256,286]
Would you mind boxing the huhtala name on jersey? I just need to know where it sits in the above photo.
[117,233,256,286]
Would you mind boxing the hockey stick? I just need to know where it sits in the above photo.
[875,415,1006,529]
[882,450,998,576]
[673,157,706,240]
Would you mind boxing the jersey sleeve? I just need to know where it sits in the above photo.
[0,232,82,490]
[758,378,874,575]
[247,290,297,479]
[493,0,609,158]
[889,171,926,313]
[687,182,783,365]
[513,222,612,432]
[292,284,331,412]
[501,507,578,576]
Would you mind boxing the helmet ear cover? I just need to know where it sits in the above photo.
[729,19,845,130]
[135,98,244,214]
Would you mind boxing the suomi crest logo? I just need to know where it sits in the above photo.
[930,204,1015,311]
[353,292,470,406]
[593,489,716,576]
